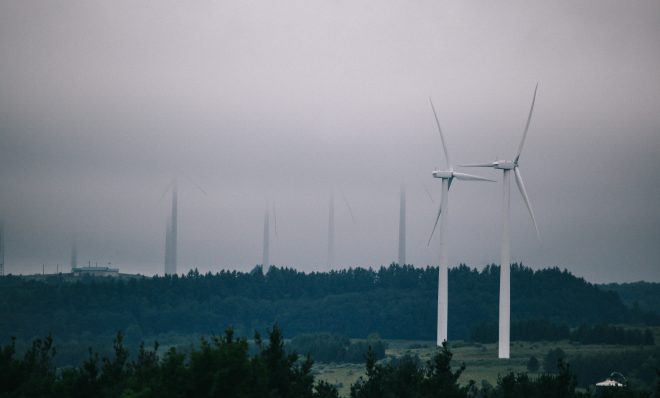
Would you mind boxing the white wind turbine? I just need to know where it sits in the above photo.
[460,84,540,359]
[70,238,77,271]
[164,181,178,275]
[398,182,406,266]
[427,98,494,346]
[327,192,355,269]
[327,194,334,269]
[0,221,4,276]
[262,202,277,268]
[161,177,207,276]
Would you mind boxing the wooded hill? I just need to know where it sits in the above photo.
[0,264,654,344]
[601,281,660,315]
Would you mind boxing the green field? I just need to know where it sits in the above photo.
[314,326,660,397]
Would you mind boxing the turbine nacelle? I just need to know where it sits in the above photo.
[432,170,453,179]
[494,160,516,170]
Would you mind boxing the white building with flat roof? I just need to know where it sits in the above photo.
[72,265,119,277]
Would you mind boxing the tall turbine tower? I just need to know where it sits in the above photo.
[427,98,493,346]
[460,85,540,358]
[398,183,406,265]
[262,204,270,268]
[327,194,335,268]
[161,177,207,276]
[261,203,278,268]
[164,181,178,275]
[0,221,4,276]
[326,193,355,269]
[70,239,77,271]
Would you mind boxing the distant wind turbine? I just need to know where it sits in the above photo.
[70,239,77,271]
[164,181,178,275]
[262,204,270,269]
[327,194,335,269]
[262,202,277,268]
[161,177,206,276]
[327,192,355,269]
[427,98,494,346]
[460,84,540,359]
[0,221,4,276]
[398,183,406,265]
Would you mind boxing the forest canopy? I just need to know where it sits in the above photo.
[0,264,652,345]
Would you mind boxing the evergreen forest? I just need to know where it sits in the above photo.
[1,264,658,347]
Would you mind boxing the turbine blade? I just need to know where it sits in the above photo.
[452,172,496,182]
[458,163,495,168]
[422,183,435,203]
[513,167,540,240]
[159,179,175,201]
[429,98,451,169]
[185,176,208,195]
[427,200,443,246]
[515,83,538,164]
[341,193,356,223]
[448,176,453,190]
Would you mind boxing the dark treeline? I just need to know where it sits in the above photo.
[288,333,387,364]
[349,342,470,398]
[570,324,654,345]
[471,319,655,345]
[540,347,660,391]
[471,319,571,343]
[568,348,660,390]
[0,264,645,344]
[3,329,655,398]
[601,282,660,316]
[0,325,340,398]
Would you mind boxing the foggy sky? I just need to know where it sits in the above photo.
[1,0,659,283]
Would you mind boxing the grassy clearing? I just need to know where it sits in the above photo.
[315,327,660,397]
[313,362,364,397]
[92,326,658,397]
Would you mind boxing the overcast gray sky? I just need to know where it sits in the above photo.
[1,0,659,283]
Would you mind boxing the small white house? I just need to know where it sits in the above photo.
[595,379,623,388]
